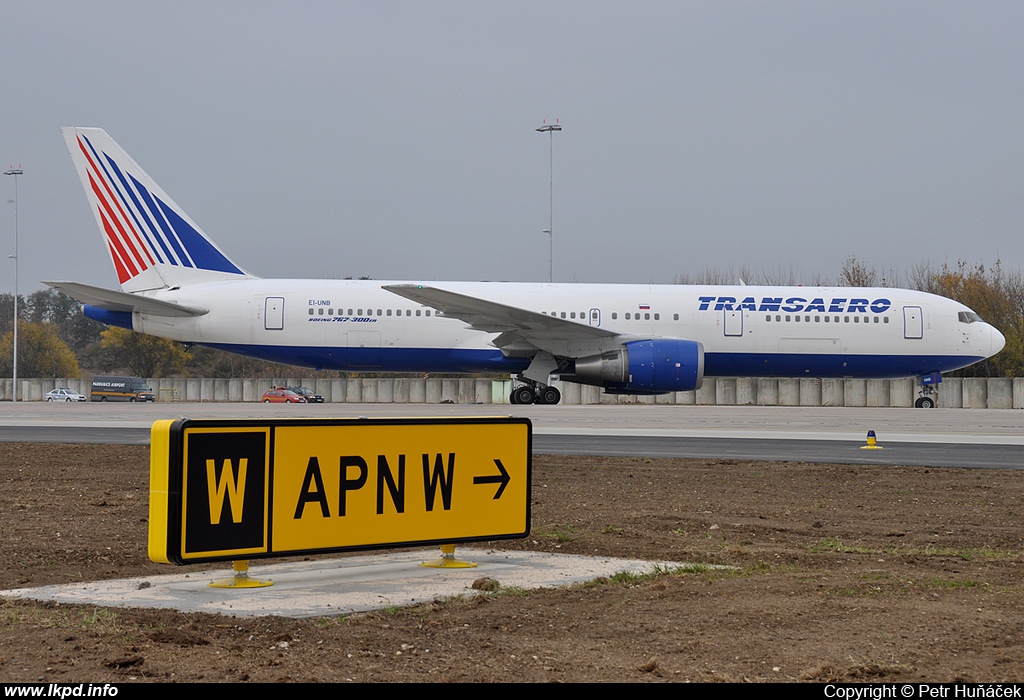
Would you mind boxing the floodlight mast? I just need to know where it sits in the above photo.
[536,120,561,283]
[4,167,22,402]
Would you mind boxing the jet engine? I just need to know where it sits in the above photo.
[566,339,704,393]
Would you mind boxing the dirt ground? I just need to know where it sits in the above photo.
[1,442,1023,683]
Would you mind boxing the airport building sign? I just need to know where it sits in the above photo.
[149,416,532,565]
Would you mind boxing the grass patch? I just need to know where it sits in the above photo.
[810,537,1017,561]
[536,525,575,543]
[923,578,986,590]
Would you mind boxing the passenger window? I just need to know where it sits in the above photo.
[612,313,618,319]
[318,308,324,315]
[308,308,314,315]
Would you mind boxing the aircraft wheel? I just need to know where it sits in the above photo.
[915,396,935,409]
[512,386,535,405]
[539,386,561,405]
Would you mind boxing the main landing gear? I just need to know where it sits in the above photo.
[509,378,561,405]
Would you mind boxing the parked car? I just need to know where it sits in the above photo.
[45,388,87,402]
[287,386,324,403]
[261,388,307,403]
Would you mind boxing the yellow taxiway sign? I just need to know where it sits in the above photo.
[149,417,531,565]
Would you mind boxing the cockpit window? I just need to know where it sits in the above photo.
[958,311,983,324]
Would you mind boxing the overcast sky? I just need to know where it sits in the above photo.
[1,1,1022,295]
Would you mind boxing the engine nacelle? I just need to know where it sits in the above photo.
[567,339,704,393]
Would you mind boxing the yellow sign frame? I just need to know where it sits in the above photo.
[149,416,532,565]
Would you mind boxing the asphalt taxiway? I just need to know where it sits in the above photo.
[1,402,1022,469]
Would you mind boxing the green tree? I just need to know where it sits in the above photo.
[920,260,1024,377]
[100,327,189,378]
[0,321,81,378]
[0,293,26,339]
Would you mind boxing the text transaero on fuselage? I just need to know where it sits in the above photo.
[47,128,1005,407]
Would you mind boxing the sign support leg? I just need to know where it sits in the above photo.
[209,559,274,588]
[420,544,477,569]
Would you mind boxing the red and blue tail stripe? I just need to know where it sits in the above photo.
[74,131,244,284]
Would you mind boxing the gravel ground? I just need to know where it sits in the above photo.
[1,443,1023,682]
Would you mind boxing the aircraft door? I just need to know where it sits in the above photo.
[265,297,285,330]
[589,308,601,327]
[724,309,743,337]
[347,331,381,367]
[903,306,923,339]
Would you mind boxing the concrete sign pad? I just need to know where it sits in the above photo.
[0,549,698,618]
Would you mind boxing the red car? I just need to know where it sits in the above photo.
[261,388,307,403]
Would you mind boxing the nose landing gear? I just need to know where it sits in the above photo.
[915,372,941,408]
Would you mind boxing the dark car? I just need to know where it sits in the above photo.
[287,386,324,403]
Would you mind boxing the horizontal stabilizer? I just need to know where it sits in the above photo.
[44,281,209,317]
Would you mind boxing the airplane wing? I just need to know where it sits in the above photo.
[383,283,628,356]
[44,281,209,317]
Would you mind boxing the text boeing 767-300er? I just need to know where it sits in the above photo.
[46,128,1005,407]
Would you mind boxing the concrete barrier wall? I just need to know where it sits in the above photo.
[2,375,1023,408]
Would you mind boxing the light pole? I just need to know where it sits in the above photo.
[4,167,21,402]
[543,228,552,284]
[536,119,561,282]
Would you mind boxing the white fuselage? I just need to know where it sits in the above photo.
[129,280,1004,379]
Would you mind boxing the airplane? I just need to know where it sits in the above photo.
[47,127,1006,408]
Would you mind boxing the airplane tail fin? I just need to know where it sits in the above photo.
[61,127,254,292]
